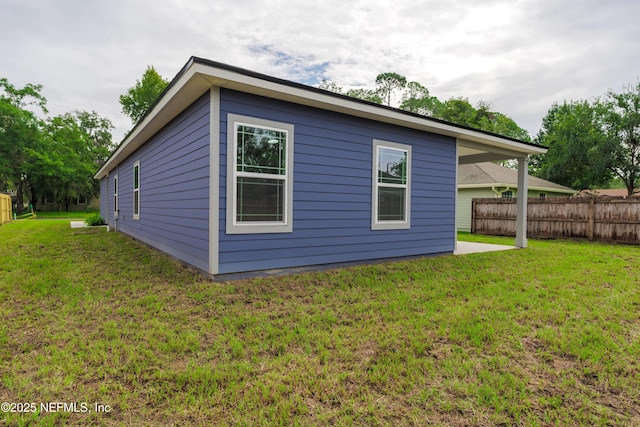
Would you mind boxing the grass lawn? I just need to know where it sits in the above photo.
[1,220,639,426]
[32,211,98,220]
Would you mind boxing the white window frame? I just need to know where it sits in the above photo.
[133,161,140,220]
[502,190,513,199]
[372,139,411,230]
[113,174,119,218]
[226,114,294,234]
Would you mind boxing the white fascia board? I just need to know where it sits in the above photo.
[95,59,547,179]
[202,63,547,157]
[94,65,211,179]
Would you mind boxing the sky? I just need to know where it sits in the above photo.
[2,0,639,143]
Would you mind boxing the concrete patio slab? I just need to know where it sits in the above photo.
[70,221,88,229]
[454,241,517,255]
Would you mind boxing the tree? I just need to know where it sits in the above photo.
[602,82,640,195]
[430,97,531,141]
[74,110,115,159]
[375,72,407,106]
[1,78,114,213]
[534,84,640,194]
[344,88,383,104]
[400,81,441,116]
[316,72,530,141]
[0,78,47,213]
[476,110,531,141]
[317,79,343,94]
[30,111,114,211]
[119,65,169,124]
[532,100,612,190]
[435,97,478,127]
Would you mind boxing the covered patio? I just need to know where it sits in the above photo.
[456,137,546,249]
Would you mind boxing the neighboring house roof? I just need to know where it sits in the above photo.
[95,57,547,180]
[458,162,576,194]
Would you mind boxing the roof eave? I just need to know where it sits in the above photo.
[95,57,547,180]
[459,183,576,194]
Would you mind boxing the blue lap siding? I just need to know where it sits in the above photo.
[99,176,107,220]
[217,89,456,274]
[104,93,211,271]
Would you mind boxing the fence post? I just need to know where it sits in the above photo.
[471,199,476,234]
[588,198,595,241]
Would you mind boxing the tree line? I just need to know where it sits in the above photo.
[532,83,640,195]
[0,79,114,213]
[0,66,168,213]
[320,72,640,195]
[319,72,531,141]
[2,64,638,215]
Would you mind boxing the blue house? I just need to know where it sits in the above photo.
[95,57,546,278]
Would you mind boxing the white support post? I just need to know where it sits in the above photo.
[454,141,459,253]
[515,156,528,248]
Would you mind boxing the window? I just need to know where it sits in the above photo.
[502,190,513,199]
[77,195,87,205]
[227,114,294,234]
[372,140,411,230]
[113,175,118,217]
[539,192,547,198]
[133,161,140,220]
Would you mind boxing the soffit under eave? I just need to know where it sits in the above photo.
[457,138,546,165]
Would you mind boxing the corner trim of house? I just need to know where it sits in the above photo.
[209,86,220,275]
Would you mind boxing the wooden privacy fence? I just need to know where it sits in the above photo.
[472,196,640,244]
[0,194,12,225]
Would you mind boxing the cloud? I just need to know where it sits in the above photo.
[2,0,639,141]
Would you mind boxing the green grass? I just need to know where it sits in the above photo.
[31,210,97,220]
[1,221,639,426]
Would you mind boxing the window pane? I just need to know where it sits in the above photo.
[134,165,139,189]
[237,177,284,222]
[378,147,407,185]
[378,187,405,221]
[133,190,139,215]
[237,125,286,175]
